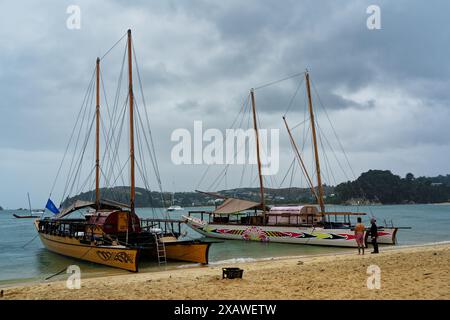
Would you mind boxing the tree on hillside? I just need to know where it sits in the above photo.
[335,170,450,204]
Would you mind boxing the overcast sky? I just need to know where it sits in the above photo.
[1,0,450,208]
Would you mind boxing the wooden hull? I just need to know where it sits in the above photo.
[164,240,212,264]
[184,216,398,248]
[35,221,139,272]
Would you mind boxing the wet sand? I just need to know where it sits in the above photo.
[2,243,449,300]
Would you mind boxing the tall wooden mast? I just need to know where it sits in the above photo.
[305,71,325,213]
[127,29,136,214]
[250,89,266,219]
[95,57,101,209]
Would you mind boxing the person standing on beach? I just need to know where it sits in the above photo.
[354,217,365,255]
[369,218,379,254]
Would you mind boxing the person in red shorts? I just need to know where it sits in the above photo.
[354,217,366,255]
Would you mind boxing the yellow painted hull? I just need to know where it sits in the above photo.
[35,222,139,272]
[164,241,212,264]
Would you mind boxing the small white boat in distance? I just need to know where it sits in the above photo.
[167,205,184,212]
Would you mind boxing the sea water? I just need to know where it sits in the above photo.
[0,204,449,286]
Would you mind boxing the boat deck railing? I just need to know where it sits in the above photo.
[37,219,108,243]
[140,218,184,237]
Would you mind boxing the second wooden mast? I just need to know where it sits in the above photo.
[127,29,136,214]
[95,57,101,209]
[305,71,325,214]
[250,89,266,221]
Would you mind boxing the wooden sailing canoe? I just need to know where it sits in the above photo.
[184,215,398,248]
[34,31,213,271]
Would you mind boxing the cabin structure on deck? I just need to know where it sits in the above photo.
[267,205,322,225]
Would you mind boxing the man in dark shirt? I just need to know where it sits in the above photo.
[370,218,379,254]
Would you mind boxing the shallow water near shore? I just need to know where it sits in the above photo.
[0,204,449,286]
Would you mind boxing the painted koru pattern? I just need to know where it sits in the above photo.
[114,252,134,263]
[96,251,134,263]
[96,251,113,261]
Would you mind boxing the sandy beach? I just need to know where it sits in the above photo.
[2,243,449,300]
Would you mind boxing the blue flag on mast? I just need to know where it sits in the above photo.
[45,199,60,214]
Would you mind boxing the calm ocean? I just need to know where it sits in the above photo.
[1,204,449,286]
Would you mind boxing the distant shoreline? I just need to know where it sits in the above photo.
[3,201,450,212]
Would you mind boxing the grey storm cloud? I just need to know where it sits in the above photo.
[1,0,450,208]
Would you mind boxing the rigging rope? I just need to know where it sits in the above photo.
[99,31,128,61]
[283,76,305,116]
[132,43,167,213]
[198,93,251,192]
[101,44,128,200]
[310,78,371,213]
[58,71,95,204]
[49,68,96,198]
[253,71,305,91]
[65,113,96,200]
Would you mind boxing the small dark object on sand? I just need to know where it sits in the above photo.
[222,268,244,279]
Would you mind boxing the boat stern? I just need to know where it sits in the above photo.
[377,227,398,245]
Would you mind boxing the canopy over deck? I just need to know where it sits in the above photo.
[195,190,227,199]
[55,199,129,219]
[213,197,268,214]
[195,190,268,215]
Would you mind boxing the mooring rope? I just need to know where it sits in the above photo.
[21,233,39,249]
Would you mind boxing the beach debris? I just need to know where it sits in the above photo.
[297,260,304,265]
[222,267,244,279]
